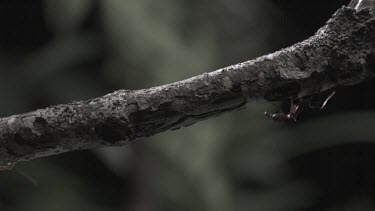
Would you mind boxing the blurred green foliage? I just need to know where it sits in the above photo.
[2,0,375,211]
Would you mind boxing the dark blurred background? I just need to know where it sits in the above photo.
[3,0,375,211]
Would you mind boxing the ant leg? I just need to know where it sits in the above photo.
[308,90,336,109]
[320,90,336,109]
[289,98,302,122]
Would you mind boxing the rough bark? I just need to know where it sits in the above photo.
[1,4,375,165]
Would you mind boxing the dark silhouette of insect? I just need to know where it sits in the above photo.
[265,91,336,122]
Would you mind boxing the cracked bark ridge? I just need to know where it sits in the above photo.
[1,6,375,165]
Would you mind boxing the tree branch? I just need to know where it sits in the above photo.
[1,4,375,165]
[349,0,375,10]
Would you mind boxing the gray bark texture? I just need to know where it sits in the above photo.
[1,2,375,165]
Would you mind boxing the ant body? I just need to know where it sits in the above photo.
[265,91,336,122]
[0,162,15,171]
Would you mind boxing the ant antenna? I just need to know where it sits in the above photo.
[264,110,274,118]
[5,165,39,186]
[14,169,39,186]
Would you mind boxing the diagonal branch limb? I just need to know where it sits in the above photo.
[1,4,375,165]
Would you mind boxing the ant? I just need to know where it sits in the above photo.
[264,91,336,122]
[0,162,15,171]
